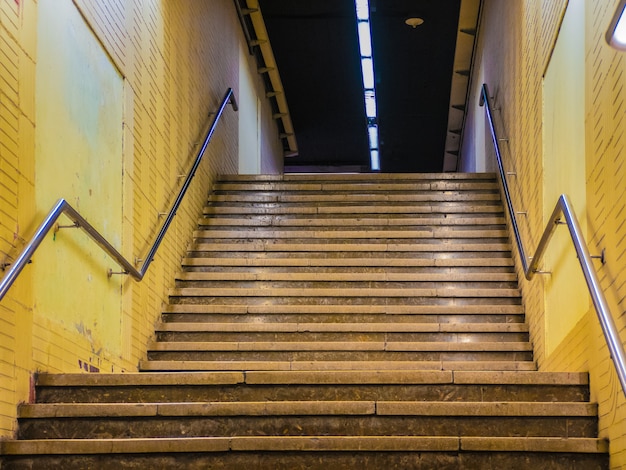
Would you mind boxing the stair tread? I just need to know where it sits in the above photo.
[35,371,586,387]
[182,258,515,267]
[222,173,498,181]
[156,322,529,333]
[0,436,608,455]
[162,304,525,314]
[188,242,512,253]
[211,183,500,193]
[199,216,507,227]
[18,401,596,418]
[209,194,502,203]
[168,287,522,297]
[146,341,533,352]
[139,360,537,372]
[192,229,508,239]
[175,272,518,282]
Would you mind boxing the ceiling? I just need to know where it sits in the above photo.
[244,0,481,173]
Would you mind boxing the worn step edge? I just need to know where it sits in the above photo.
[18,401,596,419]
[146,341,533,352]
[156,322,529,333]
[221,172,497,181]
[161,305,525,315]
[211,182,500,192]
[210,194,502,204]
[191,229,508,239]
[198,217,507,227]
[181,258,515,268]
[188,243,512,253]
[202,206,504,216]
[35,370,585,387]
[0,436,607,455]
[212,183,500,192]
[168,287,521,298]
[175,272,518,282]
[139,361,537,372]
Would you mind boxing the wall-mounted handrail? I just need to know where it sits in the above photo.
[0,88,238,301]
[479,83,626,397]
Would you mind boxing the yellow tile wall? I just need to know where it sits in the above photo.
[0,0,36,436]
[0,0,280,437]
[466,0,626,466]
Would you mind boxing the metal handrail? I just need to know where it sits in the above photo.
[0,88,238,301]
[480,83,626,397]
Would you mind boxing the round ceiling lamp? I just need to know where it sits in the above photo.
[405,17,425,28]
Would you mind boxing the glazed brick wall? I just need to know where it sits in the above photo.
[466,0,626,466]
[0,0,280,437]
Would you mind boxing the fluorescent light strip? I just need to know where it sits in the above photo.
[364,90,376,118]
[355,0,380,171]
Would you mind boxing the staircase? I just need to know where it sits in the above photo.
[0,173,608,469]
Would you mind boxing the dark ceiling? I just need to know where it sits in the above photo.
[258,0,465,173]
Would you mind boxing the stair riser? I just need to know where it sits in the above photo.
[208,193,501,202]
[167,297,523,307]
[145,351,534,362]
[34,384,590,404]
[186,252,515,261]
[0,452,609,470]
[155,332,530,343]
[211,183,501,192]
[161,314,527,324]
[17,415,598,440]
[180,266,517,274]
[198,217,508,227]
[172,281,520,290]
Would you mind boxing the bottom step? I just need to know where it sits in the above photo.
[0,436,608,470]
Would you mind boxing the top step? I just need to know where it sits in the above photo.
[219,173,498,182]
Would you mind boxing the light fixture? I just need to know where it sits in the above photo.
[405,17,425,28]
[355,0,380,171]
[606,0,626,50]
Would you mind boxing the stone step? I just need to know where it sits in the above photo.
[202,203,504,216]
[209,192,501,204]
[15,401,597,440]
[156,322,529,333]
[218,172,497,182]
[160,306,526,326]
[187,242,512,253]
[212,181,500,192]
[172,282,518,292]
[168,287,521,298]
[198,215,507,227]
[162,303,525,313]
[145,344,533,363]
[32,371,589,403]
[17,400,596,419]
[139,360,537,372]
[174,272,518,282]
[161,303,525,316]
[192,228,508,239]
[0,450,608,469]
[155,332,528,345]
[0,435,608,456]
[181,257,515,268]
[147,341,533,352]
